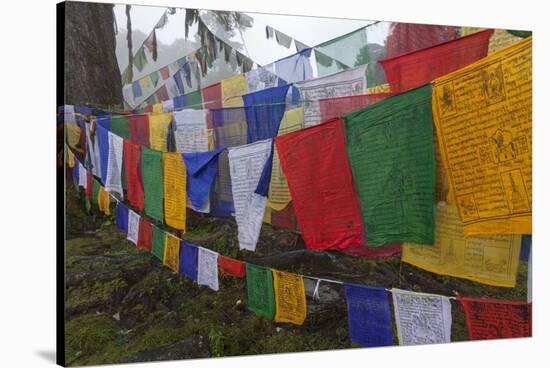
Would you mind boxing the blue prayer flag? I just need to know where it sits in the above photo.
[254,142,274,197]
[179,241,198,280]
[132,80,142,98]
[344,284,393,347]
[96,117,110,185]
[116,202,129,233]
[243,85,290,143]
[183,148,224,210]
[173,95,186,110]
[521,235,532,262]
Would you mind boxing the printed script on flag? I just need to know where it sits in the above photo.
[432,37,531,235]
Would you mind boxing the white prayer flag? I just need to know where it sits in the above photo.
[391,289,452,345]
[197,247,219,291]
[162,99,174,112]
[174,109,210,153]
[78,162,87,189]
[105,131,124,198]
[228,139,272,251]
[127,210,140,245]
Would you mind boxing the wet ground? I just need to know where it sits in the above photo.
[64,182,528,366]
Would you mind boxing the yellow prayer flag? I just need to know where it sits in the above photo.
[365,83,390,94]
[139,75,153,90]
[66,123,81,150]
[98,186,111,215]
[152,102,163,113]
[149,112,173,151]
[163,233,180,273]
[221,74,248,108]
[67,147,75,168]
[207,129,215,151]
[163,152,187,231]
[432,37,531,235]
[267,107,304,211]
[263,206,272,224]
[272,269,307,325]
[402,204,521,287]
[461,28,524,54]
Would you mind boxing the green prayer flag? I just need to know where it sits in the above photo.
[92,179,101,206]
[145,94,157,105]
[110,116,131,140]
[506,30,532,38]
[344,84,435,247]
[185,90,203,109]
[151,225,165,260]
[134,47,148,72]
[150,71,160,87]
[141,146,164,222]
[245,263,275,319]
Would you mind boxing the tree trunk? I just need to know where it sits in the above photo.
[63,1,123,108]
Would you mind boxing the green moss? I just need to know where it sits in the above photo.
[67,278,128,311]
[65,314,119,363]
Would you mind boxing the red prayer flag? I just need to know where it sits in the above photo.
[129,114,150,147]
[202,83,222,109]
[160,66,170,80]
[218,255,246,278]
[137,217,152,252]
[156,85,169,102]
[385,23,458,59]
[275,118,364,250]
[319,93,392,122]
[123,140,145,211]
[379,29,494,94]
[458,296,532,340]
[144,105,153,113]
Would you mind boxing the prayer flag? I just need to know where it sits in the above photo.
[179,241,198,281]
[151,225,165,260]
[391,289,452,345]
[385,23,458,59]
[458,296,532,340]
[273,270,307,325]
[197,247,219,291]
[319,93,392,122]
[110,115,131,139]
[163,233,180,273]
[127,209,140,245]
[380,29,493,94]
[344,284,393,347]
[173,109,210,153]
[246,263,275,319]
[344,85,435,247]
[163,153,187,231]
[183,149,224,211]
[148,112,173,151]
[105,132,124,198]
[275,118,364,250]
[137,217,152,252]
[432,37,532,235]
[123,140,145,211]
[243,85,290,143]
[202,82,223,109]
[141,147,164,222]
[402,205,521,287]
[98,186,111,215]
[116,202,129,232]
[218,255,246,278]
[96,120,110,184]
[221,74,248,108]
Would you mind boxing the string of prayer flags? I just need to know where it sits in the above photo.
[319,93,392,122]
[246,263,276,319]
[402,205,521,287]
[243,85,291,142]
[162,152,187,231]
[151,225,166,261]
[391,289,452,345]
[458,297,532,340]
[163,232,180,273]
[98,186,111,216]
[96,121,110,184]
[141,146,164,223]
[344,85,435,247]
[179,241,198,281]
[197,247,219,291]
[148,112,173,151]
[137,217,152,252]
[228,139,272,251]
[105,132,124,198]
[202,82,223,109]
[431,37,532,235]
[275,118,364,250]
[218,255,246,278]
[221,74,248,108]
[123,140,145,211]
[116,202,129,233]
[267,107,304,211]
[380,29,493,94]
[127,209,140,245]
[295,65,367,128]
[173,109,210,153]
[272,270,307,325]
[128,114,150,146]
[344,284,393,347]
[183,148,224,211]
